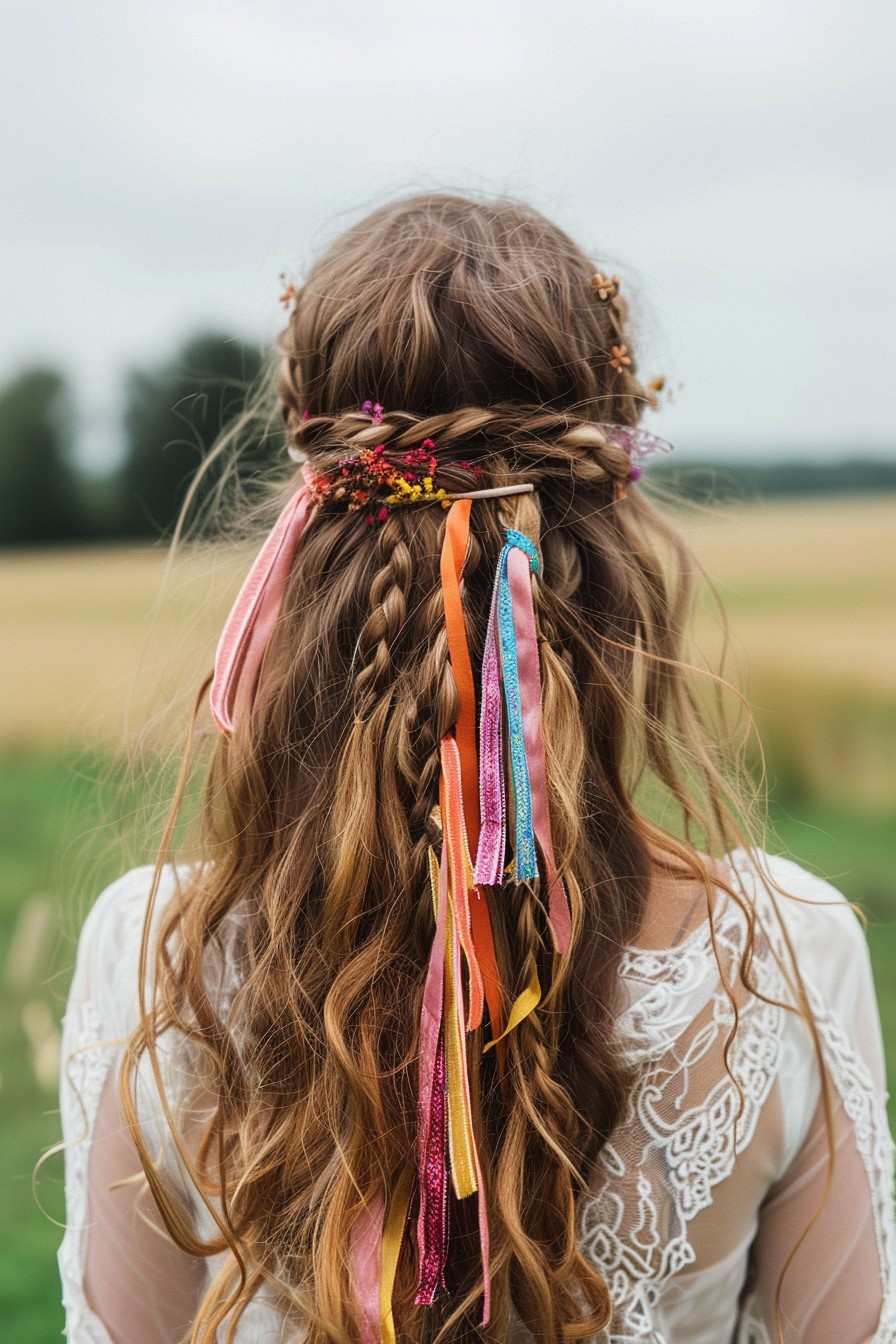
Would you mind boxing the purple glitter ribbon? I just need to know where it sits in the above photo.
[474,563,506,886]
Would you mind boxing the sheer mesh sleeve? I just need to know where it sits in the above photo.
[578,850,896,1344]
[739,856,896,1343]
[748,1091,883,1341]
[58,869,206,1344]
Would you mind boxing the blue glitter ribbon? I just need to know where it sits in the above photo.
[496,529,541,881]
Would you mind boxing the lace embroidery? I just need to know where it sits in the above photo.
[58,999,117,1344]
[577,853,896,1343]
[579,890,786,1341]
[807,988,896,1337]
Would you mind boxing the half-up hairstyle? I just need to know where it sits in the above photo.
[122,194,774,1343]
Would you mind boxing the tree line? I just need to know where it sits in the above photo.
[0,334,267,546]
[0,335,893,547]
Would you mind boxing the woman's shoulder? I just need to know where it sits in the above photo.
[618,846,874,1051]
[726,846,872,988]
[71,864,186,1037]
[626,846,867,968]
[78,863,182,957]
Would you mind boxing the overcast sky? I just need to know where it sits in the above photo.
[3,0,895,470]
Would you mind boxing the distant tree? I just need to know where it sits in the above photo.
[649,457,896,503]
[0,367,83,546]
[118,333,267,538]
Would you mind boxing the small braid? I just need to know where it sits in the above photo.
[397,522,485,874]
[352,514,415,719]
[397,587,455,898]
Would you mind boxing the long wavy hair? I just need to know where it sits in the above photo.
[121,194,826,1343]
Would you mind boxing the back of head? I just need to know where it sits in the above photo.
[134,193,733,1344]
[281,192,642,420]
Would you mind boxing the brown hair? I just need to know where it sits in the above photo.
[121,194,816,1343]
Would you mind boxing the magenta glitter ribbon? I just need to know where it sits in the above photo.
[210,483,318,733]
[415,845,450,1306]
[414,1041,449,1305]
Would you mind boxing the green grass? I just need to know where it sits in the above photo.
[0,751,177,1344]
[0,754,123,1342]
[770,803,896,1098]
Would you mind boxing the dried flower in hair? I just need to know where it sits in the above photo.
[609,344,632,373]
[591,272,620,301]
[646,375,666,411]
[309,436,453,522]
[362,400,385,424]
[279,274,298,310]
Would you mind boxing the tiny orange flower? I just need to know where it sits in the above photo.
[591,272,620,301]
[609,343,632,373]
[646,374,666,409]
[279,274,298,309]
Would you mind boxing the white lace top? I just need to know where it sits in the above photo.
[59,850,896,1343]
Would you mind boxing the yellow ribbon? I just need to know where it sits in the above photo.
[444,889,479,1199]
[482,969,541,1052]
[380,1163,415,1344]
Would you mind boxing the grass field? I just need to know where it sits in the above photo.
[1,492,894,1341]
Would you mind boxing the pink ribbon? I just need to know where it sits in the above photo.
[351,1191,386,1344]
[506,546,572,954]
[210,485,318,734]
[443,745,485,1034]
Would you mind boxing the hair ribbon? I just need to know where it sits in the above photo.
[476,529,571,953]
[210,481,318,734]
[440,503,504,1040]
[212,481,585,1341]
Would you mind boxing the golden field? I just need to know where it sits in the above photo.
[686,494,895,694]
[1,494,894,806]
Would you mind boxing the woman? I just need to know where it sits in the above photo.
[59,194,895,1343]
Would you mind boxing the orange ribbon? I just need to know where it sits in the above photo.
[440,501,481,849]
[439,506,505,1044]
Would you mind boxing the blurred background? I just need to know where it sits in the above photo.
[2,2,894,1338]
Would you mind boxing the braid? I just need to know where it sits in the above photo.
[397,522,487,884]
[290,403,636,498]
[397,587,454,916]
[353,514,415,719]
